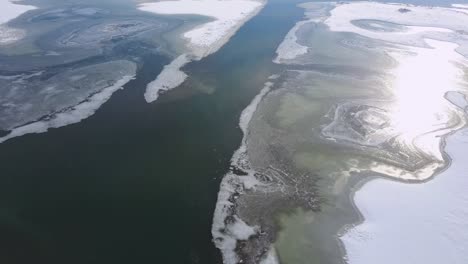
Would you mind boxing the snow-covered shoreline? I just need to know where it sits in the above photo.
[342,127,468,264]
[138,0,266,103]
[273,19,309,63]
[270,2,468,263]
[322,2,468,264]
[212,79,276,264]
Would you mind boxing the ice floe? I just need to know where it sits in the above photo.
[0,74,135,143]
[144,54,190,103]
[139,0,265,103]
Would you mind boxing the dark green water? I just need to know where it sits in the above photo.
[0,0,303,263]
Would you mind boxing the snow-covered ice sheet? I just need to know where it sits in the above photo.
[341,127,468,264]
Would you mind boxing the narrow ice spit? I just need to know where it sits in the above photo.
[139,0,266,103]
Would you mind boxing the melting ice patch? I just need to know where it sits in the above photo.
[144,54,190,103]
[274,20,309,63]
[446,91,468,110]
[0,0,36,44]
[274,3,329,63]
[0,61,137,131]
[0,75,135,143]
[0,60,137,143]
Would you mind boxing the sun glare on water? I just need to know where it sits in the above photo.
[389,39,466,159]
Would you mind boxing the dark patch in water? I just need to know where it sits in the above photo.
[0,130,10,137]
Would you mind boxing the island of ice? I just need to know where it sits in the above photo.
[138,0,266,103]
